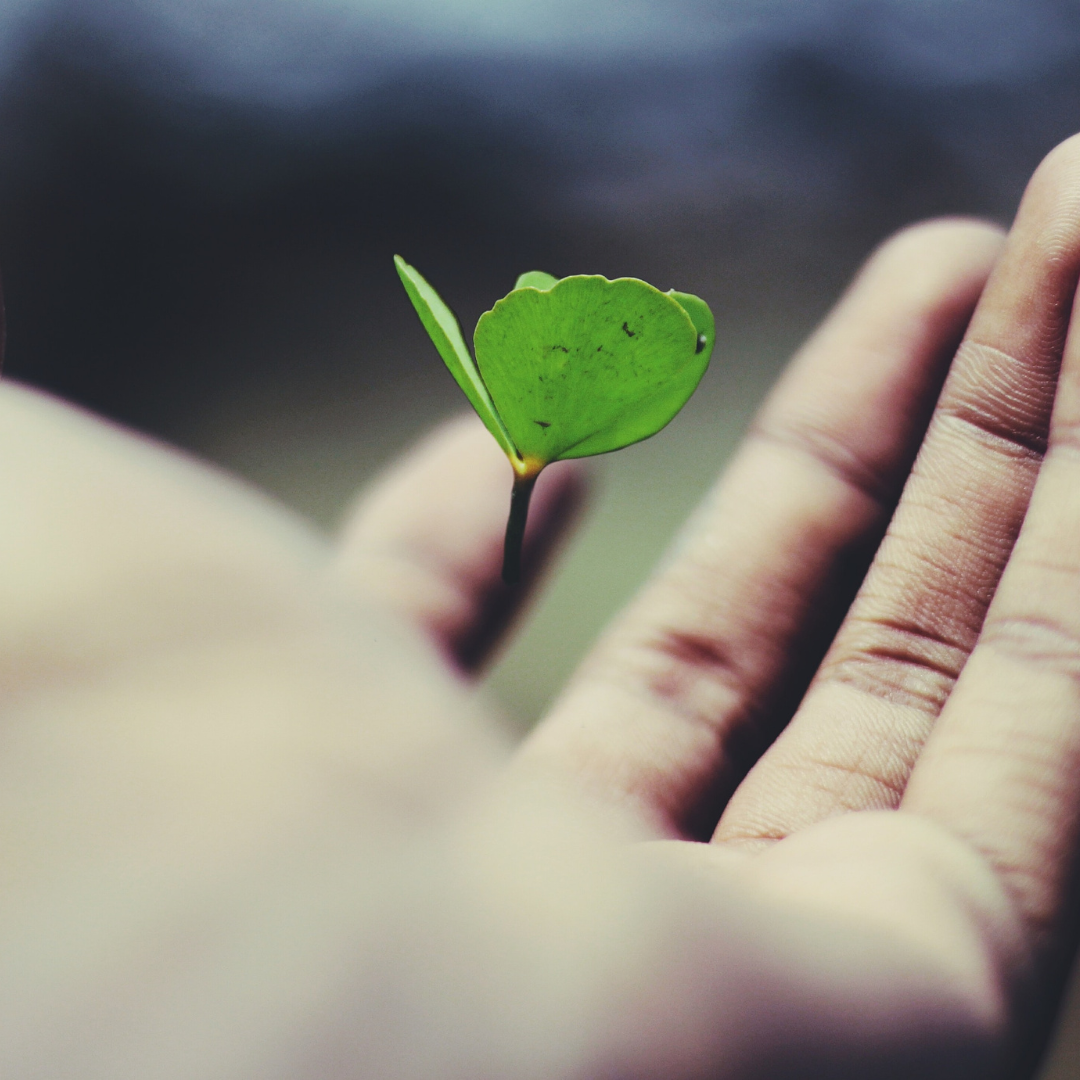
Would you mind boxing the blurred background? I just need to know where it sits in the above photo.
[0,1,1079,1070]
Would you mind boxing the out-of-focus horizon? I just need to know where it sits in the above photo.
[1,1,1079,1073]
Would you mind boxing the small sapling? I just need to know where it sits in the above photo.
[395,256,714,583]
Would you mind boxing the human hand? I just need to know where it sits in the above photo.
[5,136,1080,1080]
[516,134,1080,1077]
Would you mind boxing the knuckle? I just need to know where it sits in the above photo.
[631,628,751,729]
[822,617,970,714]
[1029,132,1080,196]
[938,341,1051,458]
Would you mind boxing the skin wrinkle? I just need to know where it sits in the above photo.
[938,398,1052,461]
[911,409,1040,503]
[724,703,933,851]
[718,290,1059,841]
[570,626,783,839]
[998,553,1080,589]
[946,340,1056,453]
[852,468,1034,584]
[858,537,1001,616]
[980,618,1080,688]
[546,674,725,836]
[802,765,903,812]
[921,420,1045,503]
[853,533,1005,624]
[907,650,1080,951]
[930,778,1073,942]
[626,524,828,713]
[826,718,924,790]
[822,622,968,715]
[823,663,953,716]
[617,636,751,733]
[618,553,837,793]
[833,612,972,661]
[788,453,1027,739]
[1032,154,1080,281]
[918,426,1037,494]
[1048,415,1080,455]
[594,639,760,804]
[801,737,912,802]
[926,733,1073,787]
[829,522,1006,647]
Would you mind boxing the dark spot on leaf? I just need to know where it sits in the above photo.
[534,420,551,429]
[551,344,569,353]
[696,333,707,354]
[622,322,635,337]
[596,345,603,352]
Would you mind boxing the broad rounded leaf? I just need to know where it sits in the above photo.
[473,275,709,464]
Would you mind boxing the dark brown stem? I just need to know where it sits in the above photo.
[502,473,538,585]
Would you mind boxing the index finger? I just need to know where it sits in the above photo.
[903,162,1080,958]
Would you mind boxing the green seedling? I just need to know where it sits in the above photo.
[395,255,715,584]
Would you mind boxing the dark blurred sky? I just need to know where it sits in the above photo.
[0,0,1078,445]
[10,0,1080,211]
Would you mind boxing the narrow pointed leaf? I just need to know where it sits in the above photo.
[394,255,517,459]
[473,275,707,463]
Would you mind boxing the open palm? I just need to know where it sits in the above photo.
[5,138,1080,1080]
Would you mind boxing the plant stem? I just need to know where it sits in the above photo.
[502,473,538,585]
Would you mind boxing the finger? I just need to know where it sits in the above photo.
[715,136,1080,849]
[335,414,584,673]
[902,245,1080,963]
[518,219,1003,839]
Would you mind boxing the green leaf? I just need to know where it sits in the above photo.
[513,270,559,291]
[394,255,518,460]
[473,275,710,464]
[667,289,715,360]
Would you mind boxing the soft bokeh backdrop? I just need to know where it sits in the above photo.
[0,2,1079,1073]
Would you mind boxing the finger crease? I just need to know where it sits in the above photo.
[979,614,1080,687]
[937,396,1049,461]
[803,755,908,804]
[822,618,970,714]
[623,630,763,736]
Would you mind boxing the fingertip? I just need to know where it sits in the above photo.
[856,217,1005,312]
[1022,130,1080,207]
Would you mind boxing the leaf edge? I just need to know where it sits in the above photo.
[394,255,518,461]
